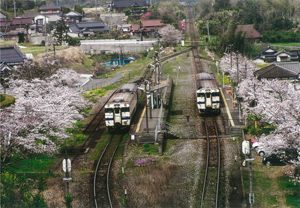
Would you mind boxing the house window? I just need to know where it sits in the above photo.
[279,56,289,62]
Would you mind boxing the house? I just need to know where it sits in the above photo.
[0,21,12,33]
[63,11,83,23]
[39,6,62,14]
[253,46,299,63]
[11,18,33,29]
[34,14,62,33]
[110,0,150,13]
[274,51,293,62]
[129,24,141,35]
[235,25,261,42]
[0,46,26,67]
[141,19,164,36]
[117,24,132,34]
[0,12,6,21]
[69,21,109,37]
[254,62,300,80]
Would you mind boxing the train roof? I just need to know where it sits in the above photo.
[118,83,138,93]
[195,72,214,80]
[106,83,138,106]
[197,87,220,93]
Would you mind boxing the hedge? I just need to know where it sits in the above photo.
[0,94,15,108]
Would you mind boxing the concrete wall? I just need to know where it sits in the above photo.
[79,39,157,54]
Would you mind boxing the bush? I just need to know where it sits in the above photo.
[67,37,81,46]
[0,94,15,108]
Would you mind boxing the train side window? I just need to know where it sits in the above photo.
[115,108,120,114]
[105,108,114,113]
[121,107,130,112]
[197,93,205,97]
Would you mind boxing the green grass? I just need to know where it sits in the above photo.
[18,44,69,57]
[242,155,300,207]
[89,131,111,161]
[271,42,300,46]
[4,154,59,173]
[278,177,300,207]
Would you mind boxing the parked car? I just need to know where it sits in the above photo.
[262,148,300,166]
[252,141,262,149]
[262,154,285,166]
[255,145,273,156]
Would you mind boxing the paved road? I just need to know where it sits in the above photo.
[82,72,123,91]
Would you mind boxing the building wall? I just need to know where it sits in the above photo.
[79,39,156,53]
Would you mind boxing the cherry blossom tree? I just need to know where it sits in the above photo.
[0,69,92,163]
[219,52,257,84]
[220,54,300,165]
[158,24,183,46]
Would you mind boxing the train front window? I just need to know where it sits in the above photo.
[105,108,114,113]
[212,92,219,97]
[121,107,130,112]
[197,93,205,97]
[115,108,120,114]
[206,93,211,98]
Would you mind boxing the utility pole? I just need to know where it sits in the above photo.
[236,51,239,84]
[228,44,233,72]
[13,0,16,17]
[145,80,149,133]
[207,20,210,41]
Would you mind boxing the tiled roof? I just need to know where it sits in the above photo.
[64,11,83,17]
[0,47,26,64]
[112,0,150,8]
[69,21,109,33]
[274,51,292,56]
[0,21,12,27]
[11,18,33,25]
[235,25,261,39]
[141,19,164,27]
[130,24,140,31]
[77,22,107,29]
[254,62,300,79]
[39,6,61,11]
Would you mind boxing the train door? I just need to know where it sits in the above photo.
[114,104,122,126]
[205,93,212,109]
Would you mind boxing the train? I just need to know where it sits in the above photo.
[105,83,140,132]
[195,72,220,115]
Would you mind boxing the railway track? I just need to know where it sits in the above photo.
[51,91,117,171]
[93,134,124,208]
[200,117,221,208]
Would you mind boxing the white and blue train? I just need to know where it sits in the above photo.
[196,72,220,115]
[105,83,140,132]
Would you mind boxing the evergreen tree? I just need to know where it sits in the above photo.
[53,18,69,45]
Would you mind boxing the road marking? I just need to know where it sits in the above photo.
[136,99,149,133]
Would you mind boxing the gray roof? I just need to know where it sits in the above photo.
[39,6,61,11]
[274,62,300,74]
[0,47,26,64]
[112,0,150,8]
[63,11,83,17]
[254,62,300,79]
[69,21,110,33]
[274,50,292,56]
